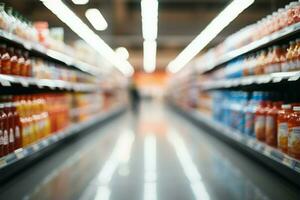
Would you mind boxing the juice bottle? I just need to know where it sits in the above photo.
[288,106,300,159]
[280,45,288,72]
[9,47,19,76]
[15,49,24,76]
[266,100,282,147]
[12,100,22,149]
[287,41,296,71]
[0,104,3,157]
[278,104,292,152]
[23,51,31,77]
[255,92,269,141]
[0,45,10,75]
[0,103,9,155]
[4,102,15,153]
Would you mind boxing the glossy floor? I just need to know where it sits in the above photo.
[0,100,300,200]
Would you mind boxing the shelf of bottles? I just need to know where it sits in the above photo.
[167,1,300,185]
[0,3,129,176]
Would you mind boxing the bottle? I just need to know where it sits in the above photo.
[288,106,300,159]
[0,103,9,156]
[266,100,282,147]
[278,104,292,152]
[4,102,15,153]
[23,51,31,77]
[255,92,269,141]
[9,47,19,76]
[0,103,3,157]
[0,44,11,75]
[12,100,22,149]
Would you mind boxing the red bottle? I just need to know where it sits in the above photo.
[0,45,10,75]
[4,102,15,153]
[9,47,19,76]
[12,100,22,149]
[266,101,282,147]
[0,103,9,156]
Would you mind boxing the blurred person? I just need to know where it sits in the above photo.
[129,82,140,114]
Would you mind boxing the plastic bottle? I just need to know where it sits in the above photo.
[266,100,282,147]
[255,92,270,141]
[278,104,292,152]
[0,45,11,75]
[12,100,22,149]
[288,106,300,159]
[0,103,9,156]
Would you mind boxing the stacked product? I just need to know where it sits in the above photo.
[0,92,113,158]
[211,91,300,160]
[213,38,300,79]
[197,1,300,70]
[0,43,97,83]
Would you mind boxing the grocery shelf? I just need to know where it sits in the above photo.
[0,74,99,92]
[202,71,300,90]
[200,22,300,74]
[171,103,300,186]
[0,30,100,76]
[0,106,126,182]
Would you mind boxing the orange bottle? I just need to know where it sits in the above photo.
[0,103,9,155]
[288,106,300,159]
[255,94,271,141]
[1,45,11,75]
[266,101,282,147]
[278,104,292,152]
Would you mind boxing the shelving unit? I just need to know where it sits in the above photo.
[201,71,300,90]
[172,104,300,186]
[0,30,100,76]
[199,22,300,74]
[0,106,125,182]
[0,74,99,92]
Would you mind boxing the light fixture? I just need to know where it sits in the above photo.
[72,0,89,5]
[167,0,255,73]
[143,41,157,73]
[85,8,108,31]
[115,47,129,60]
[40,0,134,76]
[141,0,158,73]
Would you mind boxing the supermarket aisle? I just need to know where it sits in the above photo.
[0,100,300,200]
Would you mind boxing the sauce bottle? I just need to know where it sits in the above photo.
[278,104,292,152]
[288,106,300,159]
[4,102,15,153]
[0,104,3,157]
[9,47,19,76]
[0,44,10,75]
[266,100,282,147]
[12,100,22,149]
[23,51,31,77]
[255,92,269,141]
[0,103,9,155]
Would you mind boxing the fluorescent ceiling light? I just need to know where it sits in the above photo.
[141,0,158,73]
[72,0,89,5]
[40,0,134,77]
[167,0,255,73]
[141,0,158,41]
[143,41,157,73]
[115,47,129,60]
[85,8,108,31]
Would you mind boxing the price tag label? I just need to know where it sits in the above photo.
[15,149,25,159]
[0,158,7,168]
[32,144,39,151]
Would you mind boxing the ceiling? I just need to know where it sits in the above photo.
[2,0,293,71]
